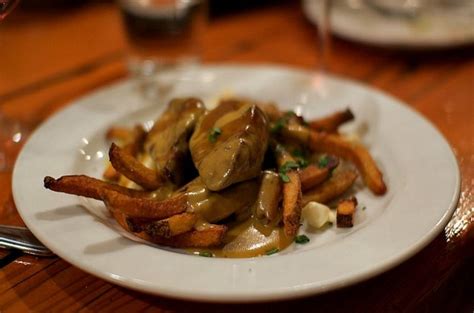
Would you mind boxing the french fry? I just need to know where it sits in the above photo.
[282,171,302,237]
[302,170,358,205]
[109,143,162,190]
[106,125,146,142]
[100,188,188,219]
[272,143,303,238]
[336,197,357,228]
[308,108,354,133]
[43,175,148,200]
[102,164,120,182]
[145,212,198,238]
[308,131,387,195]
[110,208,225,248]
[104,125,147,181]
[105,126,135,142]
[299,165,330,191]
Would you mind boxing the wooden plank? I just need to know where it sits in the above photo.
[0,2,126,96]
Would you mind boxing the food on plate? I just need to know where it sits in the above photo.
[336,197,358,228]
[308,108,354,133]
[109,143,162,190]
[103,125,146,181]
[44,97,387,257]
[302,201,336,229]
[144,98,205,186]
[302,169,358,205]
[190,99,269,191]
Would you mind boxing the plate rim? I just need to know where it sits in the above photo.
[302,0,474,49]
[12,63,461,302]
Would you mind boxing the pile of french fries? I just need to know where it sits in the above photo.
[44,98,387,253]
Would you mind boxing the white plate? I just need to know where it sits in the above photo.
[13,65,460,302]
[303,0,474,49]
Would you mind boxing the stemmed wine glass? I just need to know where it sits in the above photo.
[299,0,333,103]
[0,0,25,172]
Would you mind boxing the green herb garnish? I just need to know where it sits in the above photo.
[291,149,309,168]
[270,111,296,134]
[280,161,300,172]
[362,206,367,211]
[265,248,279,255]
[297,158,309,168]
[270,119,286,134]
[198,251,213,257]
[208,127,222,143]
[278,161,301,183]
[295,234,310,244]
[291,149,305,158]
[279,172,290,183]
[318,155,329,168]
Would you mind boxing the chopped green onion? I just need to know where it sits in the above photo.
[278,161,301,183]
[291,149,305,158]
[279,172,290,183]
[297,158,309,168]
[281,161,300,172]
[208,127,222,143]
[198,251,213,257]
[265,248,279,255]
[270,119,285,134]
[291,149,309,168]
[318,155,329,168]
[295,234,310,244]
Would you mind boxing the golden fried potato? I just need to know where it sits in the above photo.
[302,170,358,205]
[272,143,303,237]
[109,143,162,190]
[100,189,188,219]
[308,108,354,133]
[299,164,330,191]
[336,197,358,228]
[109,208,226,248]
[282,171,302,237]
[43,175,148,200]
[104,126,147,182]
[145,212,198,238]
[308,132,386,195]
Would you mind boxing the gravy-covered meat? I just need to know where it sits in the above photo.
[189,99,269,191]
[144,98,205,186]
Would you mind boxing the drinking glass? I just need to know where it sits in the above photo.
[0,0,25,172]
[118,0,207,102]
[304,0,333,99]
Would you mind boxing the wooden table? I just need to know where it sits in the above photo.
[1,2,473,312]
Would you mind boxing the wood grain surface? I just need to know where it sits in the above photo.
[0,1,473,312]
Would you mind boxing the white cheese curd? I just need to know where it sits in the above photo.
[302,201,336,229]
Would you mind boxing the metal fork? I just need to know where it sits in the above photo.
[0,225,55,257]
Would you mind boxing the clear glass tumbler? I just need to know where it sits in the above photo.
[118,0,207,101]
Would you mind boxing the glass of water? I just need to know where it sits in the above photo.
[118,0,207,101]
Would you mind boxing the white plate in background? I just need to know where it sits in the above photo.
[303,0,474,49]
